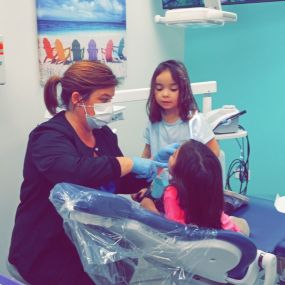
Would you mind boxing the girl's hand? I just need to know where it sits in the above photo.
[131,188,148,202]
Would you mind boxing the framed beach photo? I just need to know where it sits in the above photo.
[36,0,127,86]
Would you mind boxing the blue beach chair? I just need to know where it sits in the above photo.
[87,39,98,61]
[71,39,84,62]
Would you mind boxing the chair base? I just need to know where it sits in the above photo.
[6,260,30,285]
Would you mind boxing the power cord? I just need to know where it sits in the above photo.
[225,125,250,195]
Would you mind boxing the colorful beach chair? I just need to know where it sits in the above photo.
[101,39,119,63]
[114,38,127,60]
[54,39,71,65]
[87,39,98,61]
[71,39,84,62]
[42,38,56,63]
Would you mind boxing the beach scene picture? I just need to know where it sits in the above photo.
[36,0,127,86]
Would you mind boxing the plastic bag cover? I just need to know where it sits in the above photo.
[49,183,256,285]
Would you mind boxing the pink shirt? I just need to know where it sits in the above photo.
[163,185,241,233]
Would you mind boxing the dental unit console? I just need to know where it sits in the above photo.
[204,105,246,134]
[156,0,237,27]
[155,8,237,26]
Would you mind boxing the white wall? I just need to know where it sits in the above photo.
[0,0,43,277]
[0,0,184,276]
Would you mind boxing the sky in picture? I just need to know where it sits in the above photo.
[36,0,126,23]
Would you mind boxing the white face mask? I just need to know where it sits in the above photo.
[81,102,125,129]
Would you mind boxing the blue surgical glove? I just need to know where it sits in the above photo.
[132,157,166,182]
[153,143,180,164]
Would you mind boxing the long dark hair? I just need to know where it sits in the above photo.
[171,140,224,229]
[44,60,118,115]
[146,60,198,123]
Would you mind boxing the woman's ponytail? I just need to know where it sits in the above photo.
[44,76,61,115]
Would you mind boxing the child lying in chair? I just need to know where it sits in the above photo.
[137,139,250,236]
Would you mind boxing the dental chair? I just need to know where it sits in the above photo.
[49,183,279,285]
[234,195,285,284]
[0,274,25,285]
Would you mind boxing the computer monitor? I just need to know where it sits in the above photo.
[162,0,222,10]
[162,0,204,9]
[221,0,284,5]
[162,0,284,7]
[158,0,237,25]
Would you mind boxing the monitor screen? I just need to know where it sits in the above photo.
[162,0,284,7]
[222,0,284,4]
[162,0,204,9]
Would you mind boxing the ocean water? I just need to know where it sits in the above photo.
[37,20,126,36]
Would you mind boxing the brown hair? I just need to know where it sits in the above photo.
[44,60,119,115]
[171,140,224,229]
[146,60,198,123]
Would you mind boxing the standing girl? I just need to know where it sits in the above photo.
[142,59,220,159]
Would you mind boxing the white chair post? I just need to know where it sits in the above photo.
[202,95,213,113]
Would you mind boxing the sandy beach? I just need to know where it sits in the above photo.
[38,32,127,86]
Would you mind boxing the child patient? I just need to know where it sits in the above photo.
[140,139,249,235]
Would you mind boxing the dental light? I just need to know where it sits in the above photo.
[155,0,237,27]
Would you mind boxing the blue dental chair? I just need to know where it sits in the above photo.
[49,183,280,285]
[0,274,25,285]
[234,195,285,284]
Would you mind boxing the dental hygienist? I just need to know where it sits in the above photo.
[8,61,164,285]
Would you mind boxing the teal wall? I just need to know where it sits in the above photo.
[185,2,285,199]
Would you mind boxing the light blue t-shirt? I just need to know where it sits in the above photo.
[144,112,214,156]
